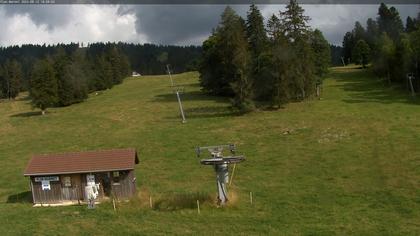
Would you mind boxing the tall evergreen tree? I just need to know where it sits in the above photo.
[353,21,366,43]
[231,17,254,112]
[406,16,419,33]
[352,39,371,68]
[311,29,331,78]
[246,4,268,100]
[377,3,403,41]
[342,31,355,64]
[280,0,311,42]
[3,60,22,99]
[30,59,58,115]
[366,18,379,49]
[280,0,314,99]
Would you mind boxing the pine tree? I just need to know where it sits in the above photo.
[406,16,419,33]
[30,59,58,115]
[231,17,254,112]
[353,21,366,43]
[280,0,314,99]
[342,32,355,64]
[366,18,379,49]
[311,29,331,78]
[3,60,22,99]
[280,0,310,42]
[0,65,4,98]
[53,47,74,106]
[377,3,403,41]
[352,40,371,68]
[246,4,268,101]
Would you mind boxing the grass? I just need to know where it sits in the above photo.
[0,66,420,235]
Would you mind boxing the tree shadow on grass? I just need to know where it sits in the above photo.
[333,70,420,105]
[167,105,240,119]
[153,90,228,104]
[10,111,42,118]
[7,191,32,204]
[153,192,213,211]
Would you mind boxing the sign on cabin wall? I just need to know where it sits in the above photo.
[63,176,71,187]
[41,180,51,190]
[35,176,59,182]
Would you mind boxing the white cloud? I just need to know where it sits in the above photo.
[0,4,418,47]
[0,5,144,46]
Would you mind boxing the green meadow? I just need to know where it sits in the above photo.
[0,67,419,235]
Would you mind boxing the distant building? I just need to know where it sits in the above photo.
[132,71,141,77]
[24,148,139,206]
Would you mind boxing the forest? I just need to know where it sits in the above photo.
[0,42,201,113]
[199,1,331,112]
[342,3,420,91]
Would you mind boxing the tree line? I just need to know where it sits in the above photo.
[0,42,201,114]
[342,3,420,90]
[199,1,331,112]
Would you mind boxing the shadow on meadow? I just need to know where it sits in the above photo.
[333,69,419,105]
[10,111,42,118]
[152,192,213,211]
[152,90,228,104]
[7,191,32,204]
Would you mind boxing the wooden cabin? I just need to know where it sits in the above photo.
[23,148,139,206]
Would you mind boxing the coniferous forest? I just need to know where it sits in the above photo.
[199,1,331,112]
[342,3,420,91]
[0,42,201,113]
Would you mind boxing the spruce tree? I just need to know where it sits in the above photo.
[30,59,58,115]
[231,17,254,112]
[3,60,22,100]
[342,32,355,64]
[280,0,314,99]
[246,4,268,100]
[311,29,331,78]
[352,40,371,68]
[280,0,310,42]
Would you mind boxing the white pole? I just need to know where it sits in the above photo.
[149,195,153,209]
[176,90,187,123]
[408,76,416,97]
[250,192,253,205]
[197,200,200,214]
[167,64,174,87]
[229,164,236,187]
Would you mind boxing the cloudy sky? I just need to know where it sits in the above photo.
[0,4,418,47]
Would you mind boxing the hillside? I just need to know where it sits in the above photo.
[0,67,419,235]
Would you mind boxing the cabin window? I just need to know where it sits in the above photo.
[113,171,120,183]
[63,176,71,187]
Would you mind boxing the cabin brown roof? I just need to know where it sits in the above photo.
[24,148,139,176]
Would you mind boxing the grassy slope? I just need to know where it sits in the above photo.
[0,67,419,235]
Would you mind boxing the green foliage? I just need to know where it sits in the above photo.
[342,32,355,64]
[1,60,22,99]
[246,4,268,101]
[29,59,58,113]
[352,40,371,68]
[200,2,322,110]
[344,3,420,92]
[311,29,331,79]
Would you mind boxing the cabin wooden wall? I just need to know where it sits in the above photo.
[111,170,136,200]
[30,170,137,204]
[31,174,83,204]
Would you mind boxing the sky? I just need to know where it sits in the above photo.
[0,4,418,47]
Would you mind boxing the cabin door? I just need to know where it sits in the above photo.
[97,173,112,197]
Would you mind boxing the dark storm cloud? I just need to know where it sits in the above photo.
[1,5,72,30]
[118,4,419,46]
[117,5,248,45]
[0,4,418,46]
